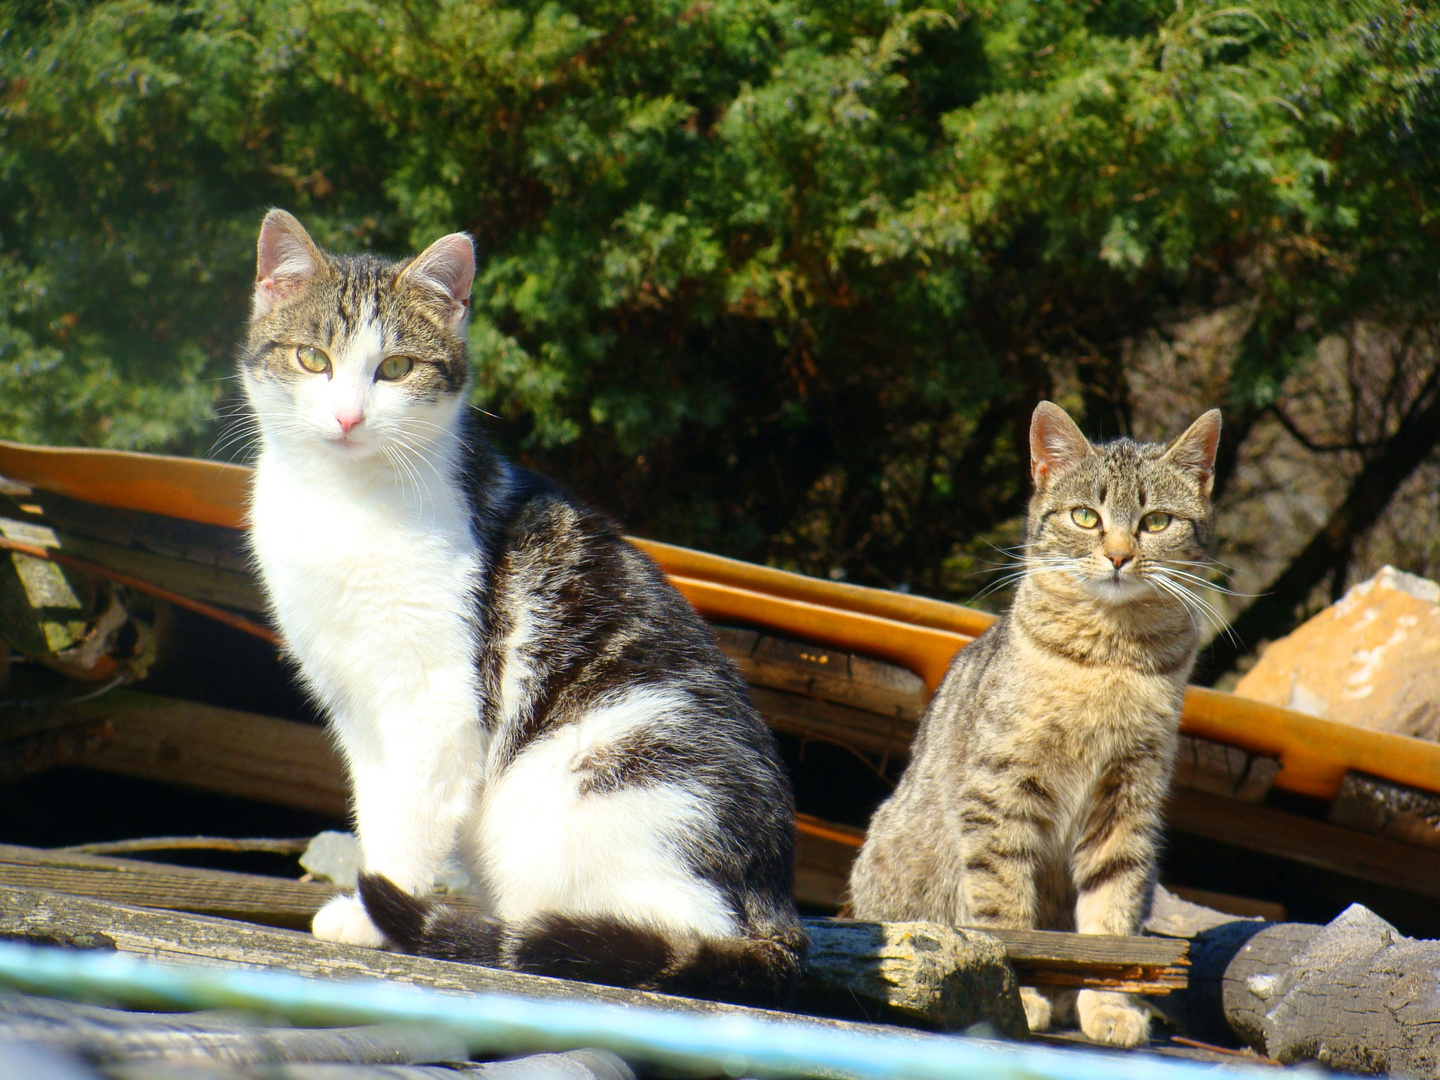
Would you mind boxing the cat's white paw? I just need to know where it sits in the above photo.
[1077,990,1150,1047]
[313,893,386,948]
[1020,987,1053,1033]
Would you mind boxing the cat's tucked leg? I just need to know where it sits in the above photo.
[477,690,739,940]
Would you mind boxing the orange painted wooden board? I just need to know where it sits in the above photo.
[3,438,1439,802]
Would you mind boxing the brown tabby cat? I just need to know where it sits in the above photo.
[848,401,1222,1047]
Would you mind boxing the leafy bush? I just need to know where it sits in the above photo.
[2,0,1437,608]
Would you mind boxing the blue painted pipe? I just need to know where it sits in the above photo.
[0,940,1272,1078]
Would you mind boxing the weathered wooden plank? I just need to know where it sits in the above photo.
[0,886,743,1016]
[0,886,1023,1035]
[1328,770,1440,851]
[60,836,312,858]
[0,991,473,1070]
[18,691,350,818]
[1172,735,1279,804]
[28,490,254,578]
[748,685,919,760]
[50,530,265,614]
[0,844,337,928]
[0,843,1186,996]
[720,630,927,722]
[980,928,1188,992]
[1167,788,1440,899]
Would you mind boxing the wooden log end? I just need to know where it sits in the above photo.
[798,918,1027,1036]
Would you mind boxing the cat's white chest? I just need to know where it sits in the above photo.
[249,455,483,747]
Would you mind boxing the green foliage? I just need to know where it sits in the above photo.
[2,0,1438,598]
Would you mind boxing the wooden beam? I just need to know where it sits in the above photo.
[0,843,1185,995]
[0,884,784,1017]
[1328,770,1440,850]
[1166,788,1440,899]
[17,690,350,819]
[978,928,1188,993]
[0,843,336,929]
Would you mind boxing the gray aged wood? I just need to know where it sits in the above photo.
[0,841,1187,1003]
[1143,887,1270,1047]
[1330,770,1440,851]
[1166,787,1440,899]
[1220,904,1440,1076]
[0,887,1033,1036]
[0,844,339,929]
[1171,735,1279,803]
[0,991,470,1067]
[797,919,1026,1036]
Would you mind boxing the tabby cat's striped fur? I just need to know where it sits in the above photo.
[848,401,1221,1046]
[241,210,804,1005]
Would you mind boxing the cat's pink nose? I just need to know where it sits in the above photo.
[1110,554,1132,570]
[335,411,364,434]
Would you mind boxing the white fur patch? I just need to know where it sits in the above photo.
[250,435,484,896]
[473,688,739,940]
[313,893,386,948]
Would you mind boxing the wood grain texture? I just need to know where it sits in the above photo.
[0,844,337,928]
[797,919,1026,1034]
[0,884,1017,1036]
[35,692,350,819]
[1166,788,1440,899]
[0,843,1188,999]
[1218,905,1440,1076]
[1328,770,1440,851]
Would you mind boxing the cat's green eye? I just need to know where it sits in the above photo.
[1070,507,1100,529]
[1141,511,1173,533]
[295,345,330,374]
[376,356,414,381]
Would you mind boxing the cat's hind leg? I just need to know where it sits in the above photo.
[365,688,805,1004]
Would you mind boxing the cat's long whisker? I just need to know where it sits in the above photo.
[969,562,1072,602]
[1157,565,1260,598]
[387,430,447,518]
[385,440,431,519]
[1148,574,1203,639]
[1150,571,1241,647]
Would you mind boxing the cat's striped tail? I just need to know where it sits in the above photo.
[357,874,806,1007]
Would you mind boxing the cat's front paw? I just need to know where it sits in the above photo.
[1020,987,1053,1033]
[313,893,386,948]
[1077,990,1150,1047]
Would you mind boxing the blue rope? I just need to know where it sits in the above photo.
[0,940,1269,1079]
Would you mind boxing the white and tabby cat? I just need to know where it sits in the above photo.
[849,401,1222,1046]
[241,210,805,1004]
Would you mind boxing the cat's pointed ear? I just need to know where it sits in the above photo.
[399,233,475,328]
[254,210,322,319]
[1163,408,1223,495]
[1030,401,1091,489]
